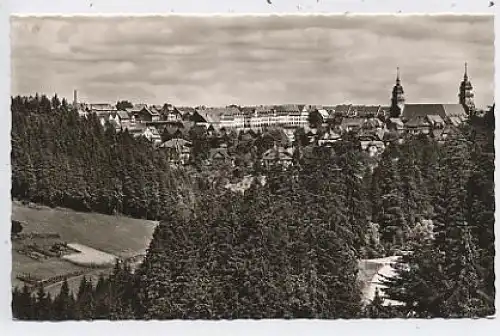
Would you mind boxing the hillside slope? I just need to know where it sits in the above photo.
[11,201,158,292]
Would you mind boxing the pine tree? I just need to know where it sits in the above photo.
[340,151,369,256]
[11,287,21,319]
[33,283,51,320]
[93,274,111,319]
[377,150,407,250]
[14,284,35,320]
[364,288,387,318]
[53,279,75,320]
[75,276,95,320]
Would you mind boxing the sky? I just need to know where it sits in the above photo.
[10,15,494,109]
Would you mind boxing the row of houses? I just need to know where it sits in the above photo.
[217,102,468,134]
[78,101,468,140]
[75,100,465,165]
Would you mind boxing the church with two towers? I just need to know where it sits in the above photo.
[388,63,475,128]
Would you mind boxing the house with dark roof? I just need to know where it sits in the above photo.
[133,103,148,110]
[150,105,163,117]
[405,116,431,135]
[402,104,445,121]
[275,104,301,115]
[132,107,161,123]
[191,109,221,129]
[159,138,192,164]
[208,146,233,166]
[175,107,195,120]
[191,109,208,124]
[116,110,132,128]
[162,124,187,140]
[161,104,183,122]
[401,103,467,126]
[88,103,117,114]
[127,123,148,137]
[350,105,381,118]
[116,110,130,121]
[262,146,294,168]
[426,115,446,129]
[340,117,366,133]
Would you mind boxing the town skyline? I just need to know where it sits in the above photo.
[11,15,494,109]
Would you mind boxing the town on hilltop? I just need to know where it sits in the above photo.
[71,63,486,168]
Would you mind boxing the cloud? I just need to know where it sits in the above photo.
[10,15,494,108]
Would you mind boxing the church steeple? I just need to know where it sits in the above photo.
[390,67,405,118]
[459,62,475,116]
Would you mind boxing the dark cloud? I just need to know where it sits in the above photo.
[10,15,494,108]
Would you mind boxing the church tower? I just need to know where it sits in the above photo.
[390,67,405,118]
[459,62,475,116]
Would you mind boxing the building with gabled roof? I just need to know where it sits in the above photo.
[426,114,445,128]
[159,138,192,164]
[208,146,233,166]
[262,145,294,168]
[405,116,431,135]
[141,126,162,145]
[88,103,117,113]
[275,104,301,115]
[340,117,366,133]
[350,105,381,118]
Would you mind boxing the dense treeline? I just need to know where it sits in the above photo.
[381,111,496,317]
[136,152,368,319]
[11,95,495,319]
[12,261,141,320]
[11,94,194,220]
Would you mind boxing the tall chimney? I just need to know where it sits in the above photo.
[73,89,78,108]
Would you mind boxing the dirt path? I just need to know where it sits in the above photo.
[43,267,113,297]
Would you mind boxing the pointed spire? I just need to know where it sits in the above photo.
[464,62,468,80]
[396,67,401,84]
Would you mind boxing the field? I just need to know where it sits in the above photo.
[62,243,118,267]
[11,201,158,294]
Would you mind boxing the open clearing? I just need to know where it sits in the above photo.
[12,202,158,257]
[62,243,118,267]
[11,201,158,292]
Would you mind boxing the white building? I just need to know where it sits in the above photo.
[220,105,309,132]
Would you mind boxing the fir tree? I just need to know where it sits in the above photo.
[53,279,75,320]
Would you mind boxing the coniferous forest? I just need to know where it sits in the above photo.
[11,94,495,319]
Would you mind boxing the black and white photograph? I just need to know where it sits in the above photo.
[9,13,495,320]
